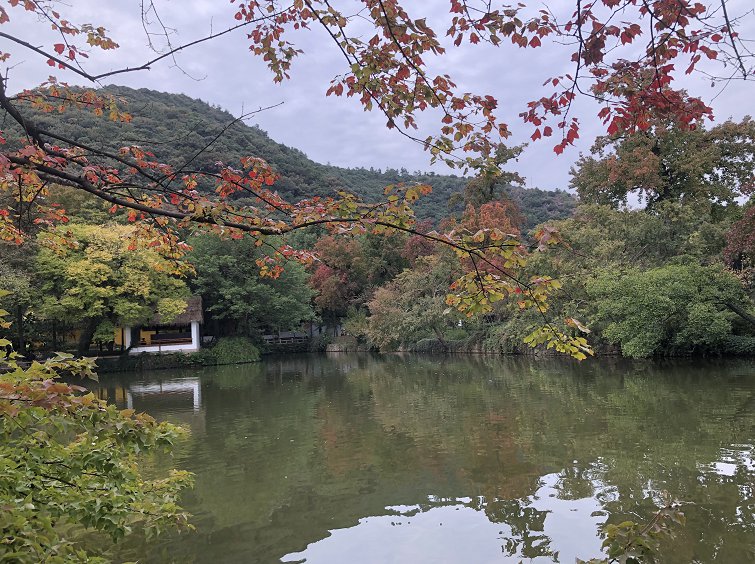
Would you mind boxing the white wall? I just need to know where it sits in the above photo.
[127,321,201,355]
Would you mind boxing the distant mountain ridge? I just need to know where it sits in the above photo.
[21,86,576,228]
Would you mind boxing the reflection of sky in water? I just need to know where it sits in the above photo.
[283,472,606,564]
[95,357,755,564]
[701,445,755,526]
[708,445,755,477]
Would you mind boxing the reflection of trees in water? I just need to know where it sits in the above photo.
[96,354,755,563]
[477,497,553,559]
[321,354,755,562]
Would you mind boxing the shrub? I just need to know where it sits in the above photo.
[587,264,747,358]
[721,335,755,356]
[199,336,260,365]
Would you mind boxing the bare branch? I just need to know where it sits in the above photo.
[721,0,749,78]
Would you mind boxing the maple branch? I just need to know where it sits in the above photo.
[374,0,451,118]
[0,76,45,146]
[641,0,675,109]
[0,32,94,82]
[31,0,91,77]
[180,169,293,217]
[34,127,166,186]
[140,0,177,54]
[321,0,357,54]
[558,0,585,137]
[39,473,110,492]
[720,0,749,78]
[13,155,283,234]
[90,8,291,81]
[303,0,468,166]
[0,7,292,85]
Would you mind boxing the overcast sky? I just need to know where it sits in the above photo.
[2,1,754,191]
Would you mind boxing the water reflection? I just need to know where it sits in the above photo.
[126,379,202,412]
[95,354,755,563]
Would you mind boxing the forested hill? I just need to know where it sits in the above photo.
[23,86,575,228]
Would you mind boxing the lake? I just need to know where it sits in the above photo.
[94,353,755,563]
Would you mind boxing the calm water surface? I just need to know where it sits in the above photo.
[94,354,755,563]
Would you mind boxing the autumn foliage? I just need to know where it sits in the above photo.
[0,0,752,356]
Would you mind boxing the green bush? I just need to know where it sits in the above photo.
[410,338,452,354]
[483,323,524,355]
[96,353,199,373]
[721,335,755,356]
[95,337,260,373]
[444,327,471,341]
[199,337,260,365]
[408,334,488,354]
[587,264,747,358]
[307,334,331,352]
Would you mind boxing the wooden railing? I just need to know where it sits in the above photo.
[262,335,309,345]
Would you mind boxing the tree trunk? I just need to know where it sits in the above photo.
[77,318,100,355]
[433,324,449,352]
[15,305,25,356]
[725,301,755,328]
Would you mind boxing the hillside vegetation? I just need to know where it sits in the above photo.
[22,86,575,228]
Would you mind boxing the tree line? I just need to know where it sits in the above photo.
[3,110,754,360]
